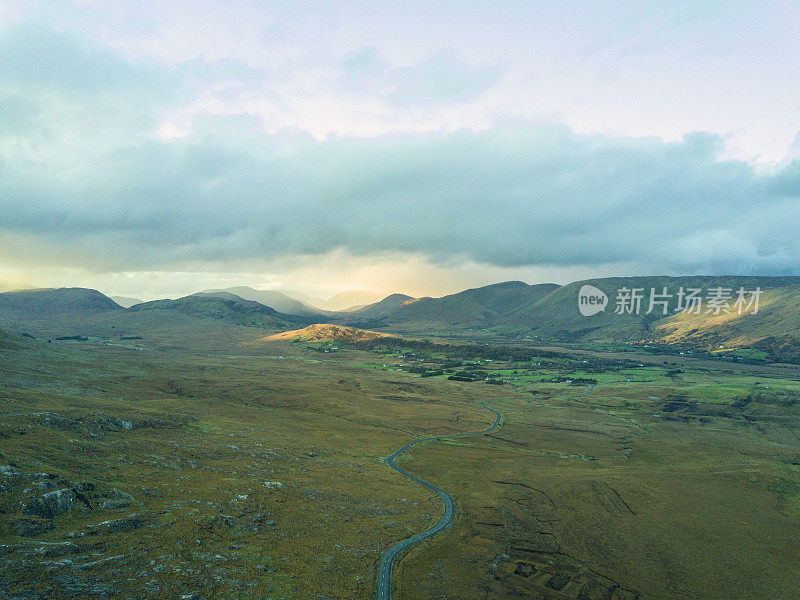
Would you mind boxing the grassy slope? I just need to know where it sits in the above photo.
[655,284,800,356]
[0,326,25,350]
[0,323,495,599]
[265,323,393,343]
[347,277,800,358]
[500,276,800,354]
[348,293,414,319]
[129,294,296,330]
[1,324,798,599]
[370,282,559,330]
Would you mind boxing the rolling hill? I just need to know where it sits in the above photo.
[347,281,559,330]
[0,287,122,314]
[348,293,414,319]
[2,278,799,361]
[0,288,311,339]
[265,323,393,343]
[0,288,124,337]
[129,293,298,329]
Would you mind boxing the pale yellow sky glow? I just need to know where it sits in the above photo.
[0,250,632,302]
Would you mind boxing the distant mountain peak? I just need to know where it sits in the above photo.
[110,295,144,308]
[203,286,324,315]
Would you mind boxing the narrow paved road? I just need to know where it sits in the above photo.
[375,399,504,600]
[375,379,639,598]
[374,383,607,599]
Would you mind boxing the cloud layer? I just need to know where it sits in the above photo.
[2,19,800,287]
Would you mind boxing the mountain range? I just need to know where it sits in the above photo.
[2,276,799,361]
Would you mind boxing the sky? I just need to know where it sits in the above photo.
[1,1,800,301]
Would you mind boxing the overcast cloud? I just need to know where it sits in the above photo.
[1,3,800,296]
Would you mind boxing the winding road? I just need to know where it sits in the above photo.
[375,399,504,600]
[375,381,620,599]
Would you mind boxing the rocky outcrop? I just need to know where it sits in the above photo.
[24,488,76,518]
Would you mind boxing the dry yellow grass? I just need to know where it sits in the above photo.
[264,323,395,343]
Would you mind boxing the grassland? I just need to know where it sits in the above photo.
[1,321,798,599]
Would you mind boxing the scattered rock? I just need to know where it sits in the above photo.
[101,488,134,510]
[0,465,20,477]
[489,553,511,576]
[53,576,115,596]
[32,479,58,491]
[250,514,276,532]
[13,518,54,537]
[78,553,131,570]
[101,499,131,510]
[97,416,134,431]
[87,513,149,534]
[23,488,76,518]
[33,541,81,557]
[220,514,239,528]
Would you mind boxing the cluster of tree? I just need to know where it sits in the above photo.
[403,365,443,377]
[447,374,504,384]
[353,336,580,363]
